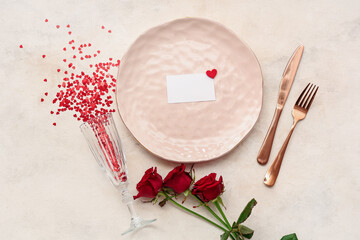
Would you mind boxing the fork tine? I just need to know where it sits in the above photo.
[303,84,316,108]
[295,83,310,106]
[299,83,314,107]
[305,86,319,110]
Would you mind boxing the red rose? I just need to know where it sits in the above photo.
[191,173,224,202]
[163,164,192,194]
[133,167,163,200]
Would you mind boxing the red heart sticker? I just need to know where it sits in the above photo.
[206,69,217,79]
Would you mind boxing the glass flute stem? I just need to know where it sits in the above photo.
[120,186,140,222]
[119,184,156,235]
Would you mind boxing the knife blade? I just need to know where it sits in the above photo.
[257,45,304,165]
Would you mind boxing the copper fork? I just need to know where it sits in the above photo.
[264,83,319,187]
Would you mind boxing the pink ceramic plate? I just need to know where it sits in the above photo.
[116,18,263,162]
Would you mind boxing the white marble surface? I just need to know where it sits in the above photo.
[1,0,359,239]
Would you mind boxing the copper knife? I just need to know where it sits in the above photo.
[257,45,304,165]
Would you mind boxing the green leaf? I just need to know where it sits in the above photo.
[220,231,230,240]
[280,233,298,240]
[216,196,227,209]
[238,225,254,239]
[183,189,190,197]
[237,198,257,224]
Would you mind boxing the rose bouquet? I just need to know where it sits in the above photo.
[133,164,298,240]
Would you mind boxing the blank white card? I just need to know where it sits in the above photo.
[166,73,216,104]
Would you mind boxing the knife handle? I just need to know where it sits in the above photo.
[257,107,283,165]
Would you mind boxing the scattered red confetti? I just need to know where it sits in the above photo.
[44,78,47,82]
[42,55,46,58]
[41,98,44,102]
[40,22,120,125]
[19,45,23,48]
[101,26,105,29]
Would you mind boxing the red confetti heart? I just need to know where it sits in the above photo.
[206,69,217,79]
[45,92,48,96]
[68,31,72,35]
[63,59,66,62]
[108,30,112,33]
[57,69,60,72]
[42,55,46,58]
[44,78,47,82]
[56,25,60,29]
[101,26,105,29]
[66,24,70,28]
[41,98,44,102]
[53,122,56,126]
[63,47,66,51]
[45,19,48,22]
[19,45,23,48]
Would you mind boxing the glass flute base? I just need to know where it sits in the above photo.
[122,217,157,235]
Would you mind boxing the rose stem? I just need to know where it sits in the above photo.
[213,200,231,228]
[161,192,231,235]
[190,193,229,229]
[213,200,240,239]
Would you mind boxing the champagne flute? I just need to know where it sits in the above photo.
[80,113,156,235]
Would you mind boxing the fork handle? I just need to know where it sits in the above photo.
[263,122,297,187]
[257,107,283,165]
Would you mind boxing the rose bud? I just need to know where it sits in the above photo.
[191,173,224,202]
[163,164,192,194]
[133,167,163,200]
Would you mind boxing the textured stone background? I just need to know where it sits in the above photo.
[0,0,359,239]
